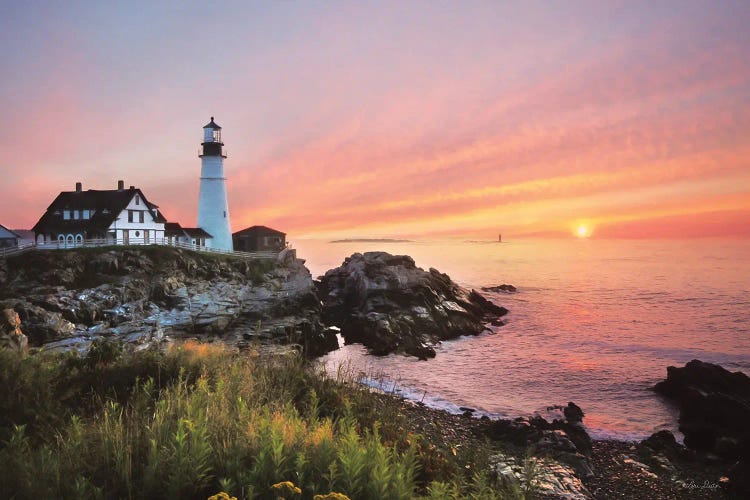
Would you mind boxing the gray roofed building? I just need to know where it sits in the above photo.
[0,224,20,248]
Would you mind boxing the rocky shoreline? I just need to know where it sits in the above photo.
[1,248,506,360]
[2,247,748,498]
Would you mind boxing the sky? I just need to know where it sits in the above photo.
[1,1,749,240]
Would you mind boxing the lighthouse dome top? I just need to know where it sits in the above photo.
[203,117,222,130]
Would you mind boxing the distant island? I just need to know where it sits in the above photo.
[329,238,413,243]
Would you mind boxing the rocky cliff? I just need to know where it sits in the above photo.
[0,247,337,355]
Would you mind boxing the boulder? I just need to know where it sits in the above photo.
[655,359,750,497]
[0,308,28,353]
[654,359,750,456]
[317,252,508,358]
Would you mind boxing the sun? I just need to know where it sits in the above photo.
[576,224,590,238]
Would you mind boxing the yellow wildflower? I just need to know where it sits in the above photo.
[313,493,351,500]
[270,480,302,498]
[207,493,237,500]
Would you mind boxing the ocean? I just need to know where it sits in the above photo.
[295,238,750,441]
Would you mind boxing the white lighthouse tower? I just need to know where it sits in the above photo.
[197,117,233,250]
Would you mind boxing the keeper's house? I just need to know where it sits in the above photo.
[233,225,286,252]
[32,180,166,246]
[0,223,20,248]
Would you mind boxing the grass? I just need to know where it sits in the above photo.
[0,341,530,499]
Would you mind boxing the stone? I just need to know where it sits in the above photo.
[0,308,28,353]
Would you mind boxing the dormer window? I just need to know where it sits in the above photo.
[63,210,71,220]
[73,210,80,220]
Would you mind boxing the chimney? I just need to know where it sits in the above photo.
[75,182,82,192]
[118,180,124,190]
[129,185,135,190]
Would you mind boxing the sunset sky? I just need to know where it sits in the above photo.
[1,1,749,240]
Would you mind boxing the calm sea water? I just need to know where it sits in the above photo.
[295,238,750,441]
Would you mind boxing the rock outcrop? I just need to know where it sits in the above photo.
[654,359,750,496]
[485,402,594,480]
[0,308,28,353]
[654,359,750,457]
[316,252,508,359]
[0,247,336,356]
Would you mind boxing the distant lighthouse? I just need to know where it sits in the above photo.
[197,117,233,250]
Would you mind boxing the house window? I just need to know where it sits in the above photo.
[135,195,140,205]
[63,210,71,220]
[138,211,144,223]
[128,210,134,223]
[135,231,140,237]
[75,234,83,244]
[73,210,80,220]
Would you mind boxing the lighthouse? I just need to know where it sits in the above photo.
[197,117,233,250]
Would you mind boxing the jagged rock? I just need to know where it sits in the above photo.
[317,252,507,358]
[0,308,28,352]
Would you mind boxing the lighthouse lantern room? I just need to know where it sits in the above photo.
[197,117,233,251]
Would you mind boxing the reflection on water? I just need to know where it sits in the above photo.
[296,238,750,440]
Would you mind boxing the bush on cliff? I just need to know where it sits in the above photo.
[0,343,525,499]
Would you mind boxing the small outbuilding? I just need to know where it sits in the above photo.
[165,222,213,247]
[0,224,20,248]
[233,225,286,252]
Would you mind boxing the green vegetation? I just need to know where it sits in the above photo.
[0,342,530,499]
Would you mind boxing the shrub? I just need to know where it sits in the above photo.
[0,344,523,499]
